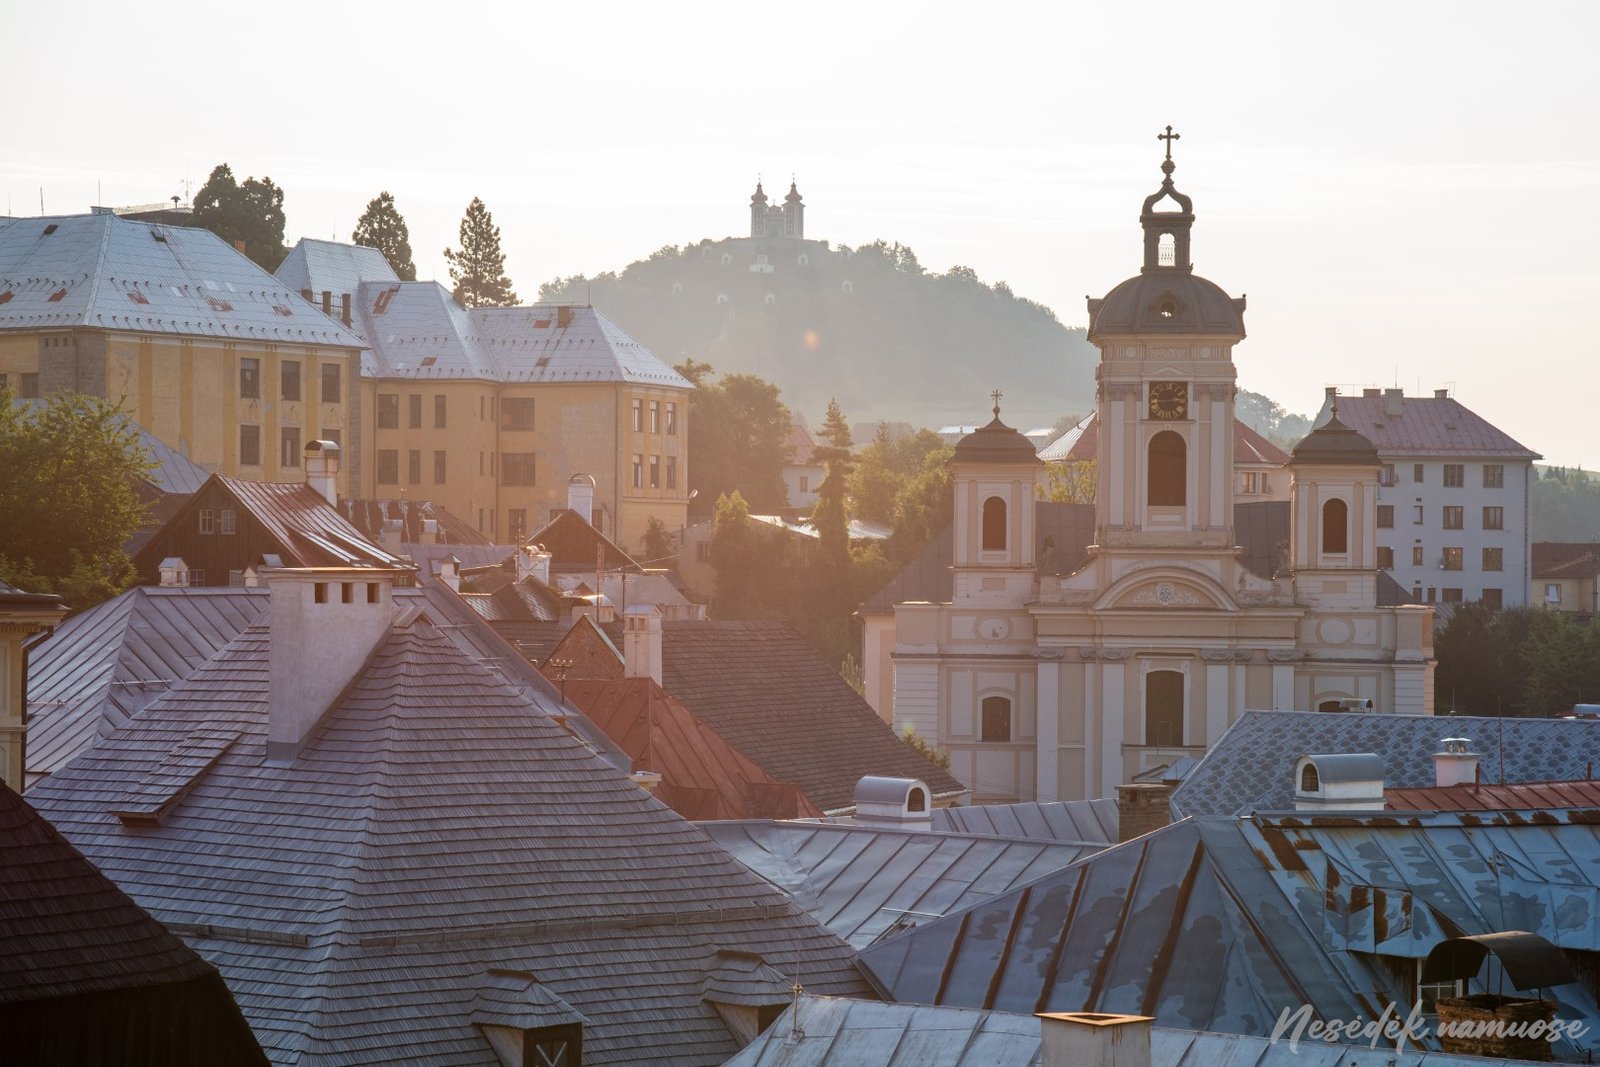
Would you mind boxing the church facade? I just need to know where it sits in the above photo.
[882,144,1434,803]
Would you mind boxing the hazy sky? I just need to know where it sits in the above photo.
[4,0,1596,465]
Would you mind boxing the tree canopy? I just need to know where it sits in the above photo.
[1434,604,1600,715]
[1533,466,1600,541]
[0,385,152,609]
[444,197,518,308]
[352,191,417,280]
[675,361,791,515]
[191,163,288,271]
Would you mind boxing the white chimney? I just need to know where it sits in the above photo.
[1383,387,1404,417]
[518,545,552,587]
[305,440,341,506]
[265,567,402,763]
[852,776,932,830]
[567,473,596,525]
[622,605,662,685]
[1037,1013,1152,1067]
[241,565,261,588]
[437,554,462,593]
[158,557,190,587]
[1434,737,1479,787]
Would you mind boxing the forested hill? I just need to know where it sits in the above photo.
[538,237,1098,427]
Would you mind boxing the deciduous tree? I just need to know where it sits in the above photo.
[191,163,289,271]
[675,362,791,514]
[351,191,417,280]
[444,197,518,308]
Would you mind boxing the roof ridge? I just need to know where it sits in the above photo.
[79,212,114,326]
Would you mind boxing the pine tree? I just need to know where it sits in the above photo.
[809,399,854,574]
[443,197,518,307]
[351,192,417,280]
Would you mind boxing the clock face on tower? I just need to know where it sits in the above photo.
[1148,381,1189,420]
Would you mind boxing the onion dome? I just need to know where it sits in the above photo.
[1290,404,1381,466]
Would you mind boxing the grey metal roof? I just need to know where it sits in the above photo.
[723,995,1560,1066]
[1299,752,1385,783]
[701,819,1100,948]
[14,398,215,496]
[26,615,868,1065]
[0,213,365,347]
[348,278,693,387]
[274,238,398,305]
[1172,709,1600,818]
[928,799,1118,843]
[857,811,1600,1059]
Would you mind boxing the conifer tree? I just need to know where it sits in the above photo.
[809,399,854,574]
[443,197,518,307]
[192,163,288,270]
[351,191,417,280]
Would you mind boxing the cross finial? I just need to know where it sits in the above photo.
[990,389,1003,418]
[1158,125,1181,162]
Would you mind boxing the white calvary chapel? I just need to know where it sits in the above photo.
[874,133,1435,804]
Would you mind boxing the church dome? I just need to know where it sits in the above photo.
[1290,407,1380,466]
[750,181,768,206]
[1087,128,1246,342]
[952,409,1040,465]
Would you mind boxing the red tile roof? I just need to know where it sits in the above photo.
[562,677,823,820]
[1386,777,1600,811]
[1533,542,1600,579]
[1324,393,1540,458]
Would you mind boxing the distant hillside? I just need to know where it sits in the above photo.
[538,238,1097,427]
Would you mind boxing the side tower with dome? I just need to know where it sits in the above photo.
[882,131,1434,804]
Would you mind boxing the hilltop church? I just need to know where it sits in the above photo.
[864,136,1435,804]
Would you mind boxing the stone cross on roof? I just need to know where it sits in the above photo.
[990,389,1003,418]
[1158,125,1181,162]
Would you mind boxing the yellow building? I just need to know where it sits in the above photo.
[0,213,367,497]
[277,239,692,549]
[0,581,66,791]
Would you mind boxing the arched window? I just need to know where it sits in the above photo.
[1147,431,1186,507]
[981,697,1011,742]
[1300,763,1320,792]
[982,496,1007,551]
[1158,232,1176,266]
[1322,498,1349,554]
[1144,671,1183,746]
[1317,699,1344,713]
[907,786,927,812]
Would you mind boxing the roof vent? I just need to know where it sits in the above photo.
[852,776,931,828]
[150,228,167,243]
[42,224,57,236]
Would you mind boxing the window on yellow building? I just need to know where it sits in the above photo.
[377,394,399,429]
[408,394,422,429]
[407,450,421,485]
[240,358,260,399]
[502,453,537,486]
[500,398,535,431]
[240,425,261,466]
[281,360,300,401]
[666,402,678,435]
[377,450,399,484]
[434,451,447,484]
[650,401,660,434]
[666,457,677,490]
[281,427,301,467]
[434,395,447,429]
[321,364,341,403]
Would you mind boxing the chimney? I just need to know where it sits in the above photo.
[1324,386,1337,400]
[301,288,313,303]
[340,293,351,327]
[567,473,596,524]
[556,305,573,328]
[1115,782,1172,842]
[1434,387,1449,399]
[437,554,462,593]
[233,239,247,254]
[1383,387,1404,417]
[321,290,332,316]
[622,605,662,685]
[852,776,932,830]
[518,545,552,586]
[1362,387,1381,398]
[158,557,190,587]
[1434,737,1479,787]
[1037,1013,1153,1067]
[265,567,401,762]
[241,565,262,588]
[304,439,341,506]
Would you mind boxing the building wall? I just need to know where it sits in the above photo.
[1535,573,1599,614]
[783,462,825,510]
[1375,456,1533,608]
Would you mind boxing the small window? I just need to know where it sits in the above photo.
[1157,233,1176,266]
[377,394,399,429]
[434,450,447,484]
[220,509,236,535]
[377,449,399,485]
[632,398,644,432]
[1483,464,1504,489]
[1380,463,1396,487]
[666,402,678,435]
[18,372,38,399]
[1443,464,1464,488]
[907,787,927,812]
[321,363,341,403]
[500,397,535,431]
[1412,545,1424,566]
[1442,547,1463,571]
[1322,499,1348,554]
[1377,546,1394,570]
[1147,431,1186,506]
[434,394,447,428]
[632,453,644,489]
[501,453,537,486]
[1482,506,1504,530]
[366,583,380,604]
[1300,763,1320,792]
[281,360,301,401]
[1443,506,1463,530]
[341,582,354,604]
[650,400,660,434]
[980,697,1012,742]
[1482,547,1503,572]
[1441,588,1464,603]
[1482,588,1503,610]
[1376,505,1394,529]
[198,508,215,535]
[1546,583,1562,603]
[649,455,660,489]
[407,450,421,485]
[239,425,260,466]
[239,357,260,399]
[666,457,678,490]
[188,569,204,586]
[1413,463,1425,483]
[1241,471,1258,494]
[314,582,328,604]
[281,426,301,468]
[981,496,1007,551]
[408,394,422,429]
[320,429,340,449]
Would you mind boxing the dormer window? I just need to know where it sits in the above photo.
[1300,763,1320,792]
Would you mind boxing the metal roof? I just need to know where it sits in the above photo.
[856,810,1600,1059]
[701,819,1101,948]
[274,238,398,305]
[1299,752,1385,782]
[1314,392,1541,459]
[723,994,1562,1067]
[0,213,365,347]
[26,615,868,1065]
[15,397,215,496]
[1387,776,1600,811]
[1172,710,1600,818]
[928,799,1118,843]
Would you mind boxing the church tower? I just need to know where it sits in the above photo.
[1086,128,1247,553]
[749,180,770,238]
[948,395,1042,606]
[1288,401,1383,610]
[782,180,805,239]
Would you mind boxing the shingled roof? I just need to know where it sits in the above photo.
[0,781,266,1064]
[660,620,966,812]
[26,615,868,1065]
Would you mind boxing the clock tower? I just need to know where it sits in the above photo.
[1086,128,1247,552]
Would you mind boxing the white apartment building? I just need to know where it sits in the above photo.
[1314,387,1540,609]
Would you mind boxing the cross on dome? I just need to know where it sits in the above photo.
[1158,125,1180,162]
[990,389,1004,418]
